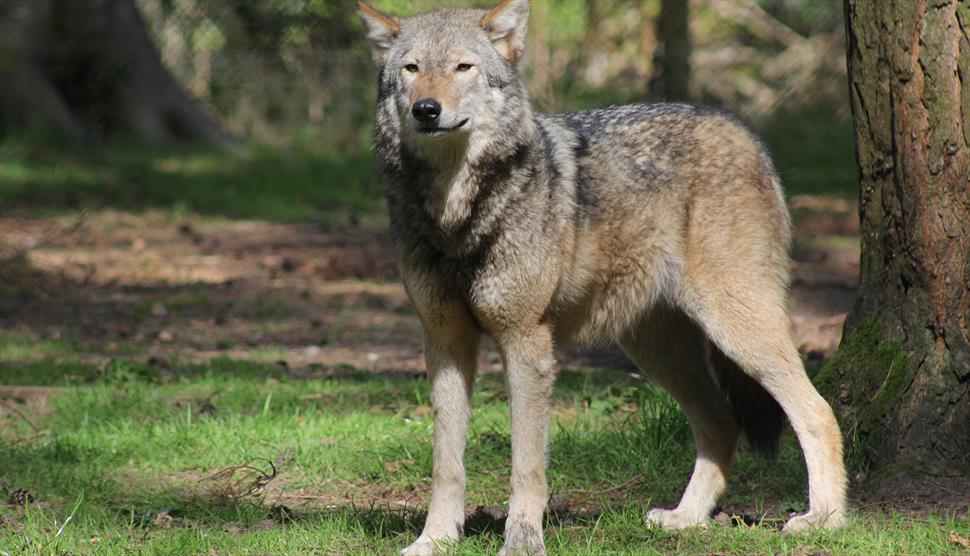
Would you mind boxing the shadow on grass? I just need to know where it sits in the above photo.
[0,140,380,222]
[0,262,400,386]
[0,363,819,556]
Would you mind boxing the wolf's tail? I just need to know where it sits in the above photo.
[709,343,786,457]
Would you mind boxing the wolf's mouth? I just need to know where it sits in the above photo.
[418,119,469,136]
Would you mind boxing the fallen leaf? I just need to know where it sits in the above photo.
[153,510,174,528]
[950,532,970,550]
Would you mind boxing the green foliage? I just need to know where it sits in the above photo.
[758,105,858,198]
[131,0,852,148]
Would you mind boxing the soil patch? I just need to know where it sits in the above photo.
[0,204,858,376]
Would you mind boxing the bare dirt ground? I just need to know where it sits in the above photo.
[0,195,859,377]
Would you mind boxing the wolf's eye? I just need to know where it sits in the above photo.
[404,64,419,73]
[456,63,474,72]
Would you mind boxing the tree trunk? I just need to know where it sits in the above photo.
[650,0,691,101]
[817,0,970,475]
[0,0,232,148]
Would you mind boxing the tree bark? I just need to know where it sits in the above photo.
[818,0,970,474]
[650,0,691,101]
[0,0,232,148]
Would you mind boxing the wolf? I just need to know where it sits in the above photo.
[357,1,848,554]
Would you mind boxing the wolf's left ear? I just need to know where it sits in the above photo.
[357,0,400,65]
[481,0,530,63]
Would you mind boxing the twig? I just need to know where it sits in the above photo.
[201,458,278,498]
[868,359,896,405]
[559,473,646,497]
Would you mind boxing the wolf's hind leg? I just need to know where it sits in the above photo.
[679,283,847,532]
[620,306,739,529]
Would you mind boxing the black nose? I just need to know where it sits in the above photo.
[411,98,441,123]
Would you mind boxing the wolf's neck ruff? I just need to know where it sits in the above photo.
[385,130,537,261]
[376,81,539,259]
[421,115,535,232]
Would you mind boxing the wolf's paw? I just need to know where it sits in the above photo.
[782,509,846,533]
[645,508,709,530]
[401,534,456,556]
[498,521,546,556]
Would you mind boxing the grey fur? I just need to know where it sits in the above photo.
[358,2,848,555]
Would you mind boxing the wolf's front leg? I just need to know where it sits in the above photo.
[498,327,555,556]
[402,326,479,556]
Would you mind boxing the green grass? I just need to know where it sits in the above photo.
[1,353,967,555]
[0,138,381,223]
[0,333,82,364]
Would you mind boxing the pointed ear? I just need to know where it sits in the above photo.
[480,0,530,63]
[357,0,400,65]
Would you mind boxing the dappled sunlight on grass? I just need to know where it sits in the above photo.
[1,352,966,553]
[0,332,83,364]
[0,141,380,222]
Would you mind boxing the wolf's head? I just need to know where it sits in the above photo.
[358,0,533,165]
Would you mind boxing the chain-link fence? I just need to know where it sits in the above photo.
[139,0,848,148]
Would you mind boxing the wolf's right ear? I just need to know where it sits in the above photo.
[357,0,400,65]
[481,0,530,63]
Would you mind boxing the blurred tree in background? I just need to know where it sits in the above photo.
[0,0,857,222]
[0,0,850,150]
[651,0,690,101]
[0,0,858,242]
[0,0,231,147]
[138,0,366,147]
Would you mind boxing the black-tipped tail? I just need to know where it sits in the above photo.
[710,345,786,457]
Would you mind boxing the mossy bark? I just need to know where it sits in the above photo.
[820,0,970,474]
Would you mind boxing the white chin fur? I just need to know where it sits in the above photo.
[404,127,471,166]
